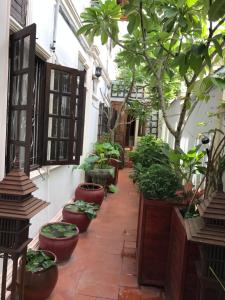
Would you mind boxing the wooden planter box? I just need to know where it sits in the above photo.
[166,207,200,300]
[136,194,178,286]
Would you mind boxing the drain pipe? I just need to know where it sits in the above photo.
[50,0,60,60]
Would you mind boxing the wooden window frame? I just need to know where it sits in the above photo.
[7,24,36,175]
[42,63,86,166]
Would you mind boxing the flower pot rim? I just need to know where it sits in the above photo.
[39,222,79,240]
[25,250,57,274]
[78,182,104,191]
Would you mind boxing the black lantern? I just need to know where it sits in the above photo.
[95,66,102,78]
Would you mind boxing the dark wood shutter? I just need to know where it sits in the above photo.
[7,24,36,175]
[43,63,86,165]
[10,0,28,27]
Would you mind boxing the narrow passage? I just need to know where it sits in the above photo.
[49,168,165,300]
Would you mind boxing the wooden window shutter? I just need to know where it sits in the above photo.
[7,24,36,175]
[43,63,86,165]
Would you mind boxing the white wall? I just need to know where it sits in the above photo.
[160,88,224,151]
[0,0,10,181]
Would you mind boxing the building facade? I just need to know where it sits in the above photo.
[0,0,113,238]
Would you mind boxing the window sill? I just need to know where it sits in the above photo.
[30,165,63,180]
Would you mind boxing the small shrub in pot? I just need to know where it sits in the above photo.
[138,164,181,200]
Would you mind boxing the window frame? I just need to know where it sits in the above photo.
[7,23,36,175]
[42,63,86,166]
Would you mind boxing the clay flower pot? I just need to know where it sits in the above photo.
[62,200,99,233]
[39,222,79,262]
[75,183,104,205]
[18,250,58,300]
[62,208,91,233]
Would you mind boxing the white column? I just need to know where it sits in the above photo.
[134,118,139,148]
[0,0,10,180]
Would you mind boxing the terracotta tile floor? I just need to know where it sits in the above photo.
[48,168,165,300]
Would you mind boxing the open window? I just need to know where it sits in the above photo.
[43,64,86,165]
[7,24,86,175]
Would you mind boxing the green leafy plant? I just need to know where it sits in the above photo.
[138,164,181,200]
[169,145,207,183]
[25,249,56,273]
[41,223,78,239]
[108,184,119,193]
[94,142,120,158]
[129,135,171,181]
[64,200,99,220]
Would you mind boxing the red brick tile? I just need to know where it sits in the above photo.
[119,273,139,288]
[77,281,119,299]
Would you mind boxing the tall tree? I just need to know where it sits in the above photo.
[78,0,225,149]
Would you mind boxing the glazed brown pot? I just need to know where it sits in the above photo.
[62,207,91,233]
[19,250,58,300]
[75,183,104,205]
[39,222,79,262]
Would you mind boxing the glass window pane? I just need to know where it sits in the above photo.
[13,39,21,71]
[61,96,70,116]
[21,74,28,105]
[12,76,20,105]
[19,146,25,169]
[75,104,78,118]
[74,122,77,139]
[60,118,69,138]
[19,110,27,141]
[47,140,57,161]
[10,111,18,140]
[49,94,59,115]
[59,141,68,160]
[62,73,71,93]
[48,117,58,138]
[73,142,76,160]
[50,69,60,91]
[23,36,30,69]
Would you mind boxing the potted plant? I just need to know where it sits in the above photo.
[62,200,99,232]
[17,249,58,300]
[39,222,79,262]
[75,182,105,205]
[129,134,170,183]
[136,163,181,287]
[166,146,207,300]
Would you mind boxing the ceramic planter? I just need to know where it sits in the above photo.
[62,207,91,233]
[86,166,115,189]
[18,250,58,300]
[136,194,179,287]
[166,207,199,300]
[39,222,79,262]
[75,183,104,205]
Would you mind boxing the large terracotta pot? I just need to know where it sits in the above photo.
[39,222,79,262]
[19,250,58,300]
[62,207,91,233]
[75,183,104,205]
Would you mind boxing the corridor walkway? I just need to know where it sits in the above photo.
[49,169,165,300]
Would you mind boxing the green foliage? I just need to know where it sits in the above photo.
[65,200,99,220]
[138,164,181,200]
[108,184,119,193]
[169,145,207,183]
[41,223,78,238]
[76,142,120,172]
[94,142,120,158]
[25,250,56,273]
[78,0,225,147]
[129,134,170,168]
[77,0,121,44]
